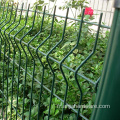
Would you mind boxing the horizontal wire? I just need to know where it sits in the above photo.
[1,51,88,120]
[3,31,96,85]
[0,5,107,119]
[1,6,111,29]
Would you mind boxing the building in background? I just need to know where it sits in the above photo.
[4,0,114,27]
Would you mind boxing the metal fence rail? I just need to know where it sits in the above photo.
[0,2,111,120]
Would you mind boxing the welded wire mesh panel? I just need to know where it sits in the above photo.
[0,2,110,120]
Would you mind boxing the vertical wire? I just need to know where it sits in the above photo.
[4,5,19,118]
[95,77,100,92]
[46,8,69,120]
[20,5,37,120]
[0,3,6,61]
[36,6,56,120]
[7,3,24,119]
[0,3,9,26]
[2,3,14,120]
[74,13,103,119]
[0,3,9,120]
[15,4,30,120]
[3,3,19,118]
[27,6,46,120]
[60,9,85,120]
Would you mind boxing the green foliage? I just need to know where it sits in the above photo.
[0,4,110,120]
[33,0,48,11]
[59,0,88,9]
[59,0,89,18]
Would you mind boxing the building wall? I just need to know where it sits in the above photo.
[13,0,114,27]
[88,0,114,26]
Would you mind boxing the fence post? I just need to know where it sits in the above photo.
[90,0,120,120]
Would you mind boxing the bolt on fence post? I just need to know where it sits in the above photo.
[90,0,120,120]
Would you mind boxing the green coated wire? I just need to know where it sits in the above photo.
[0,3,6,61]
[95,77,100,92]
[0,3,10,120]
[2,48,88,120]
[36,6,56,120]
[19,5,37,120]
[7,3,24,119]
[3,6,19,114]
[4,29,96,85]
[3,29,95,86]
[0,5,111,29]
[27,6,46,120]
[0,3,37,119]
[2,3,14,120]
[59,9,84,120]
[0,3,108,120]
[13,4,30,120]
[46,8,69,120]
[0,4,13,29]
[0,3,9,25]
[75,13,103,119]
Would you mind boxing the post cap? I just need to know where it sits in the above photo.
[114,0,120,8]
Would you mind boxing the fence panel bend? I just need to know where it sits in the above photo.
[0,2,112,120]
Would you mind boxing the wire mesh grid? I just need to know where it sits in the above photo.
[0,2,111,120]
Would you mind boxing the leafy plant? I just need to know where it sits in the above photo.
[0,3,110,120]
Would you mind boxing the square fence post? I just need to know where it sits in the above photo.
[90,0,120,120]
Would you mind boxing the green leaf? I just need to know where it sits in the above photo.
[70,41,76,46]
[39,0,44,4]
[57,74,63,79]
[44,108,49,114]
[24,112,29,117]
[31,106,38,116]
[54,109,59,116]
[50,104,55,115]
[61,42,71,49]
[44,116,48,120]
[84,15,90,20]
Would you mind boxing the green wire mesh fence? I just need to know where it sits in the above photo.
[0,2,111,120]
